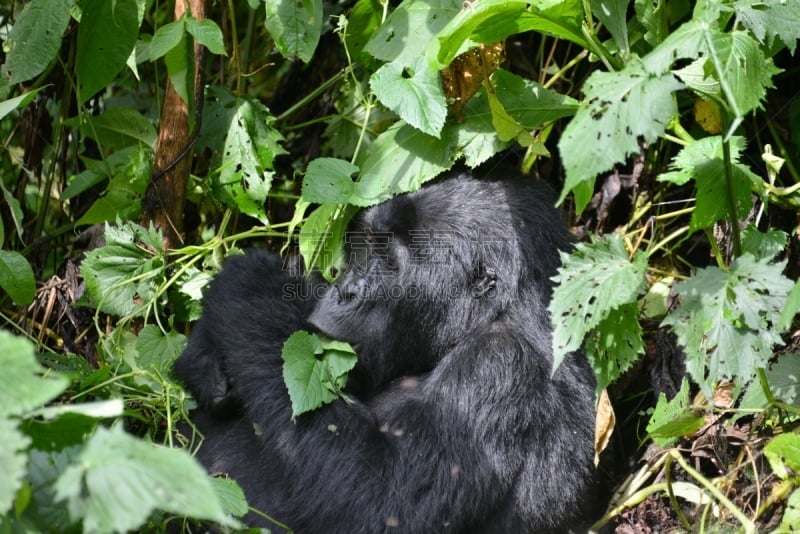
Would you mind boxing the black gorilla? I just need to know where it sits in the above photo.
[173,173,596,533]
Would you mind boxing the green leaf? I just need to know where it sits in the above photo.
[0,331,69,419]
[428,0,587,69]
[264,0,323,63]
[164,32,194,109]
[0,418,31,516]
[451,89,510,167]
[734,0,800,54]
[80,223,166,317]
[302,158,360,204]
[558,60,682,212]
[764,433,800,480]
[741,225,788,261]
[134,325,187,373]
[365,0,462,66]
[299,204,355,278]
[778,280,800,332]
[185,17,227,56]
[1,0,73,85]
[282,331,357,417]
[658,135,746,185]
[209,477,249,518]
[343,0,384,59]
[354,121,456,206]
[776,489,800,532]
[662,254,794,393]
[75,146,152,226]
[549,235,648,372]
[489,69,579,129]
[54,424,237,532]
[690,158,756,232]
[0,88,44,121]
[370,57,447,138]
[586,301,645,393]
[591,0,629,57]
[79,107,157,149]
[19,447,81,531]
[0,250,36,305]
[76,0,144,102]
[646,379,704,447]
[739,355,800,411]
[149,19,186,60]
[199,87,287,223]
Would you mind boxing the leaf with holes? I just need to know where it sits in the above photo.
[550,235,648,372]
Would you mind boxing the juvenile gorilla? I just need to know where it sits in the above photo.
[173,174,596,533]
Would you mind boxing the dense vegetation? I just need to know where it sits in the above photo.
[1,0,799,531]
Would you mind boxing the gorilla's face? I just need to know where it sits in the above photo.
[308,184,512,393]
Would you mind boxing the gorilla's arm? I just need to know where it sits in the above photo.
[173,249,320,414]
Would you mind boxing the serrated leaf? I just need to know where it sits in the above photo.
[734,0,800,54]
[428,0,587,69]
[185,17,226,56]
[658,135,746,185]
[558,60,682,212]
[549,235,648,371]
[282,331,357,417]
[134,325,187,373]
[739,355,800,411]
[0,330,69,418]
[365,0,462,66]
[451,89,510,167]
[302,158,360,204]
[264,0,323,63]
[662,254,794,393]
[76,0,144,102]
[586,301,645,392]
[54,424,236,532]
[370,57,447,138]
[0,418,31,516]
[80,223,166,317]
[646,379,704,447]
[741,225,787,261]
[200,87,286,223]
[778,280,800,332]
[1,0,73,85]
[0,250,36,305]
[209,477,249,518]
[22,447,81,530]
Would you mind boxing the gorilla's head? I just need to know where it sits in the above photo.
[308,174,570,393]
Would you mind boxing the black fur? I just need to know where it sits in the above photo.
[173,173,596,533]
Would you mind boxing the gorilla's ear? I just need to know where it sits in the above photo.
[470,263,498,298]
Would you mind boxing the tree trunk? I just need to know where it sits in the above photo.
[142,0,206,250]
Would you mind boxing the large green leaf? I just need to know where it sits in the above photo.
[282,331,357,417]
[557,59,682,212]
[54,425,237,532]
[428,0,587,69]
[1,0,73,85]
[365,0,462,65]
[662,254,794,393]
[734,0,800,54]
[76,0,145,102]
[549,235,648,372]
[80,223,166,317]
[199,87,287,223]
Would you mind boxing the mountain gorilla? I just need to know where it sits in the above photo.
[173,173,596,533]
